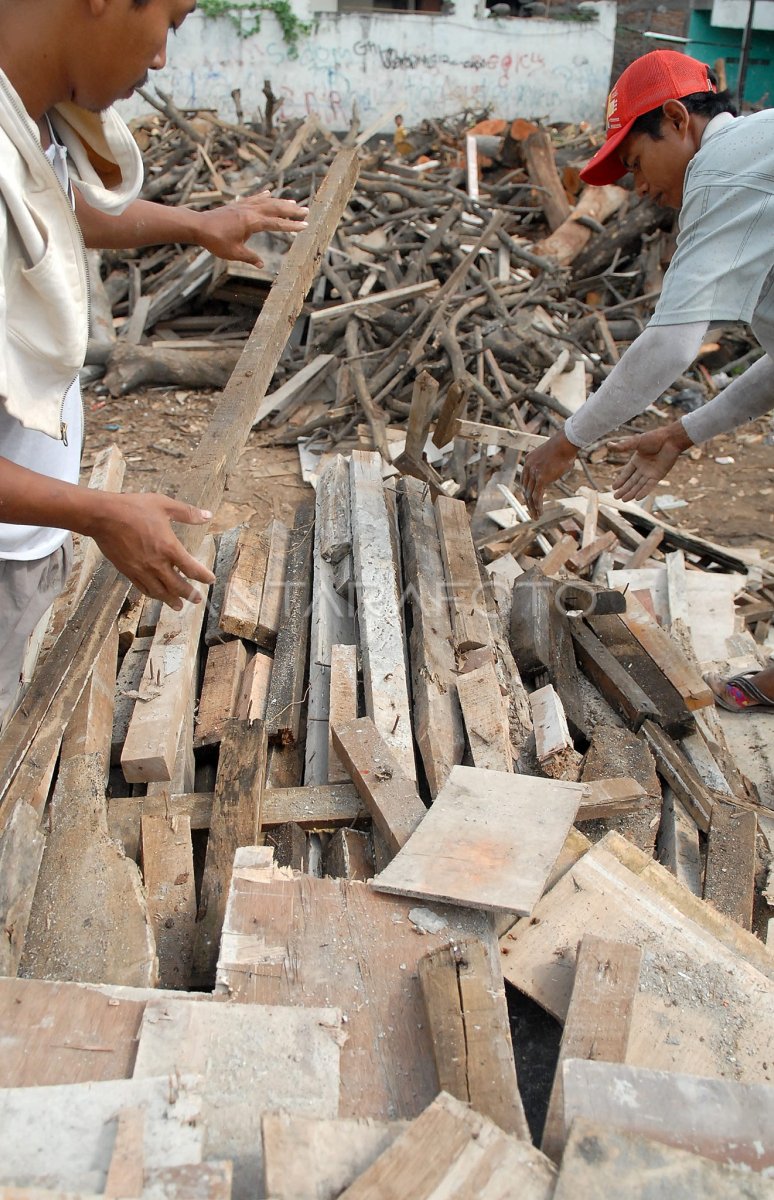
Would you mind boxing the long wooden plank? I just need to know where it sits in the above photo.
[141,813,197,990]
[309,279,439,323]
[397,477,464,798]
[418,939,529,1139]
[121,538,214,782]
[349,452,415,780]
[0,145,360,962]
[372,765,582,916]
[620,591,713,711]
[191,719,267,986]
[60,623,118,784]
[264,503,314,745]
[454,420,547,452]
[336,1092,555,1200]
[561,1059,774,1173]
[540,934,642,1163]
[255,519,291,651]
[435,494,492,654]
[262,1115,407,1200]
[219,523,270,641]
[456,662,513,772]
[194,638,248,747]
[331,717,425,856]
[215,849,502,1120]
[640,719,713,833]
[704,805,757,929]
[327,644,359,785]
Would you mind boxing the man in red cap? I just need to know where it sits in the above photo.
[521,49,774,711]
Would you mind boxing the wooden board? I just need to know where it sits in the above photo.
[110,635,151,766]
[331,717,425,857]
[640,720,713,832]
[540,935,642,1163]
[133,997,342,1200]
[323,828,374,881]
[120,537,214,782]
[418,939,529,1139]
[254,519,291,651]
[235,649,273,722]
[500,832,774,1084]
[194,638,248,747]
[264,504,314,745]
[0,976,145,1087]
[0,1075,203,1194]
[317,453,352,565]
[561,1059,774,1173]
[435,494,492,654]
[141,813,197,990]
[656,787,702,896]
[205,525,241,646]
[21,753,156,988]
[327,644,359,784]
[397,478,464,797]
[620,591,714,711]
[336,1091,556,1200]
[220,522,270,642]
[553,1120,774,1200]
[570,618,659,732]
[456,662,513,772]
[215,848,502,1120]
[191,719,267,987]
[371,765,582,916]
[704,805,757,929]
[577,776,652,822]
[262,1115,407,1200]
[349,452,415,780]
[60,624,118,782]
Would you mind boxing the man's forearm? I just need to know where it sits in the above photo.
[681,353,774,444]
[75,194,205,250]
[564,320,709,447]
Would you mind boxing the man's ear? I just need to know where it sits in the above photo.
[661,99,690,135]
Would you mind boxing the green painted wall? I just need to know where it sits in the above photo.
[688,8,774,105]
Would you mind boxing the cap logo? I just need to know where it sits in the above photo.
[606,89,620,131]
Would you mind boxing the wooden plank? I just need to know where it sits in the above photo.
[577,776,653,822]
[328,644,358,784]
[309,279,439,323]
[21,753,156,987]
[317,453,351,565]
[336,1092,555,1200]
[657,786,702,896]
[104,1107,144,1199]
[191,719,267,987]
[141,813,197,990]
[529,684,572,762]
[215,849,502,1120]
[418,939,529,1139]
[306,469,357,786]
[626,524,664,569]
[587,611,693,737]
[432,380,467,449]
[110,635,152,766]
[397,477,464,798]
[60,624,118,783]
[704,805,757,929]
[540,934,642,1163]
[262,1115,407,1200]
[120,537,214,782]
[0,976,145,1087]
[194,638,248,747]
[323,828,374,881]
[570,618,659,732]
[133,997,342,1199]
[640,720,713,833]
[435,494,492,654]
[265,503,314,745]
[252,353,335,428]
[567,529,618,573]
[500,831,774,1084]
[350,452,415,779]
[254,519,291,652]
[205,525,241,646]
[0,803,46,977]
[581,487,599,549]
[620,590,714,711]
[220,523,270,642]
[331,717,425,856]
[453,420,547,452]
[235,650,273,722]
[456,662,513,772]
[553,1120,772,1200]
[404,371,439,460]
[0,1075,203,1194]
[524,129,571,230]
[372,765,582,916]
[561,1059,774,1173]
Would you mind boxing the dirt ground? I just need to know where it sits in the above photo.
[81,380,774,558]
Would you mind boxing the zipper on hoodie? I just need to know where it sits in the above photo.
[0,73,91,444]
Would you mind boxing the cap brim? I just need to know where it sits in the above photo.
[580,120,634,186]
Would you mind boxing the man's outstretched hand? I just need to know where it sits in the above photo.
[85,492,215,609]
[611,420,693,502]
[194,192,309,265]
[522,431,578,518]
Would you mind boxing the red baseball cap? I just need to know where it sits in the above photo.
[580,51,717,186]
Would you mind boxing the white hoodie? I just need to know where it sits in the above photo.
[0,69,144,440]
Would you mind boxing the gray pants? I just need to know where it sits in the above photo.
[0,538,72,726]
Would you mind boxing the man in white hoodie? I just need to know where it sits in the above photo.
[0,0,309,721]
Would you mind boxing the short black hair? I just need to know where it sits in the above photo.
[630,71,736,138]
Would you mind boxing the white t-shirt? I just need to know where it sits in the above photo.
[0,127,83,561]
